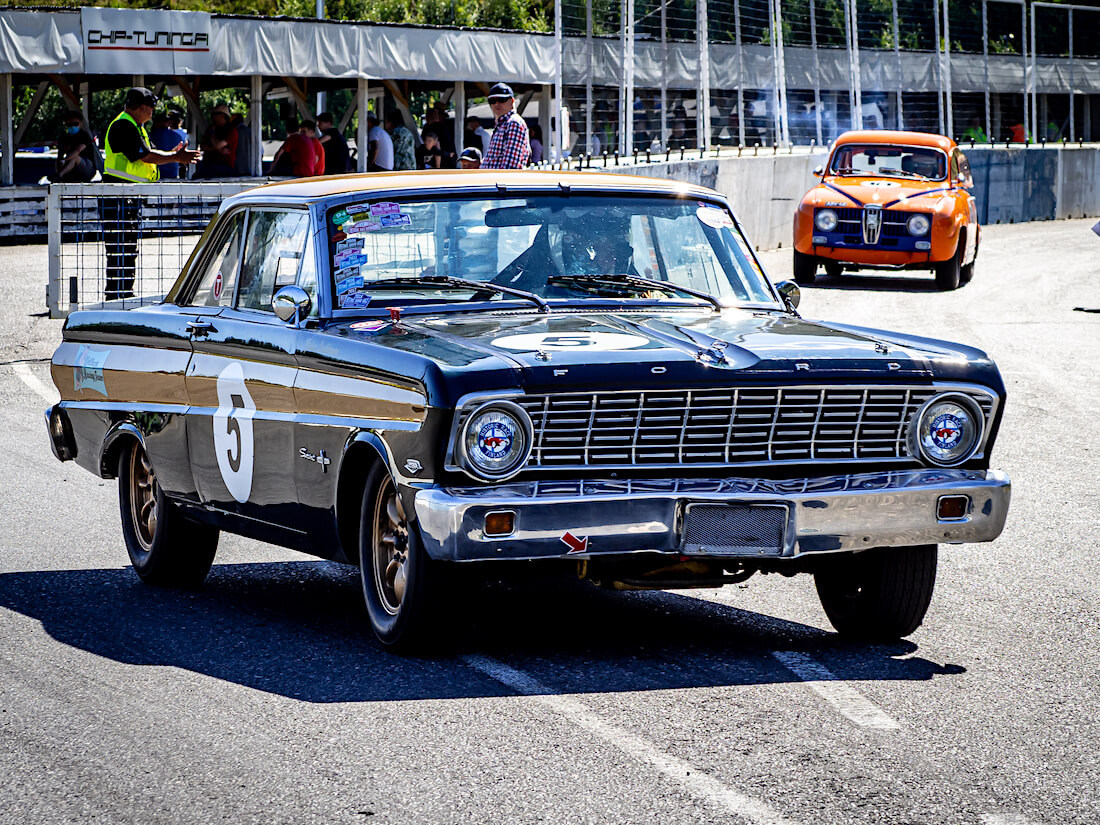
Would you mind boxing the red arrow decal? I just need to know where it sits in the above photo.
[560,531,589,554]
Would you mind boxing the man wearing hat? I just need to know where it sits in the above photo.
[102,87,200,299]
[458,146,482,169]
[481,83,531,169]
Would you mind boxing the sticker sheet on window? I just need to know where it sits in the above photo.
[340,292,371,308]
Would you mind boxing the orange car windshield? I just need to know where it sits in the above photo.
[828,145,946,182]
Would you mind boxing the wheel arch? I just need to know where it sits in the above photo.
[335,432,392,566]
[100,422,146,479]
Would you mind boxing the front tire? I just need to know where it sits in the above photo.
[359,463,438,649]
[792,250,817,284]
[814,545,937,640]
[935,242,962,290]
[118,441,218,587]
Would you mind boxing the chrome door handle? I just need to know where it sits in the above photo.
[186,320,214,334]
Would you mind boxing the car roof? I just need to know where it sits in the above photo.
[222,169,723,209]
[831,130,956,152]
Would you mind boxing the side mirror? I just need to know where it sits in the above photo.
[956,173,966,184]
[775,279,801,310]
[272,284,312,325]
[813,165,824,177]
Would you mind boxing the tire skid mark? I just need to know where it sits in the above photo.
[462,653,803,825]
[770,650,901,731]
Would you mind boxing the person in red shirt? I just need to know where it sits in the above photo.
[272,119,317,177]
[300,121,326,176]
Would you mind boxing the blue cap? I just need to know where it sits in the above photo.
[487,83,515,101]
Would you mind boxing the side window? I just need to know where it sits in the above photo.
[237,210,310,312]
[188,211,246,307]
[297,232,320,317]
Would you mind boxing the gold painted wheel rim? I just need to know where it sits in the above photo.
[371,476,408,616]
[129,447,158,552]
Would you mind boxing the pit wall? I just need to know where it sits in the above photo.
[610,145,1100,250]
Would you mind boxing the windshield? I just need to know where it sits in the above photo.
[828,144,947,181]
[326,195,778,311]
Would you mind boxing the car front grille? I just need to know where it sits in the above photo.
[476,385,999,470]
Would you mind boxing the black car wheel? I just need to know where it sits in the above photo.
[814,545,937,640]
[360,463,438,649]
[960,239,976,284]
[119,440,218,587]
[935,242,962,290]
[792,250,817,284]
[823,261,844,279]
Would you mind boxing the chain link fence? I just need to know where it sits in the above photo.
[558,0,1098,156]
[46,181,264,318]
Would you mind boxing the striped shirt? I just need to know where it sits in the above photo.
[483,111,531,169]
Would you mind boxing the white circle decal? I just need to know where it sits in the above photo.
[213,362,256,504]
[492,332,649,351]
[696,206,735,229]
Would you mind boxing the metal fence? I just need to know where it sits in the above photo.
[558,0,1099,156]
[46,181,262,318]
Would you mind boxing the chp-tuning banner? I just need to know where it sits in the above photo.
[80,7,213,75]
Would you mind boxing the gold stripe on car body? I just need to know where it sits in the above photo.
[52,342,190,404]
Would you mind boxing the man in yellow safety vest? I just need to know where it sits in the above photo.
[102,87,201,300]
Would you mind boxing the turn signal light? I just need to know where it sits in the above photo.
[484,510,515,537]
[937,495,970,520]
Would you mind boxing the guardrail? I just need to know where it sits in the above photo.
[45,180,267,319]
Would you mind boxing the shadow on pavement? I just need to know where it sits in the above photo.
[0,561,964,703]
[803,273,947,293]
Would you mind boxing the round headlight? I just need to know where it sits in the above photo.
[814,209,838,232]
[907,213,931,236]
[459,401,533,480]
[909,393,984,467]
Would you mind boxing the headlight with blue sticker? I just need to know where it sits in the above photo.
[459,401,534,480]
[909,393,984,467]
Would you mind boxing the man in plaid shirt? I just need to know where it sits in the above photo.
[482,83,531,169]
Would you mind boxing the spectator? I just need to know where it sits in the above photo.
[272,119,317,177]
[417,132,443,169]
[385,112,416,171]
[195,104,237,178]
[367,114,394,172]
[316,112,350,175]
[465,115,489,154]
[299,120,326,176]
[529,124,544,164]
[458,146,482,169]
[232,111,253,176]
[422,106,457,168]
[52,111,97,183]
[482,83,531,170]
[149,111,187,179]
[101,87,200,299]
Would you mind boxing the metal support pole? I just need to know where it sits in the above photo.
[1029,2,1036,141]
[943,0,953,138]
[586,0,594,154]
[734,0,745,146]
[769,0,782,145]
[0,74,12,187]
[934,0,944,134]
[540,86,553,162]
[454,81,465,156]
[810,0,823,144]
[316,0,326,114]
[554,0,564,159]
[356,77,369,172]
[249,75,263,176]
[982,0,990,141]
[697,0,710,149]
[623,0,635,155]
[47,185,61,317]
[1068,8,1074,142]
[844,0,862,131]
[893,0,904,130]
[660,0,668,150]
[850,0,862,130]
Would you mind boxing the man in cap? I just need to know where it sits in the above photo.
[196,103,237,178]
[458,146,482,169]
[102,87,200,299]
[481,83,531,169]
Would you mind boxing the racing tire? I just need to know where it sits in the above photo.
[823,261,844,279]
[934,243,962,291]
[792,250,817,285]
[960,241,976,284]
[118,441,218,587]
[359,463,439,650]
[814,545,937,640]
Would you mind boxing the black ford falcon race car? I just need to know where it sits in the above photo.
[47,170,1011,648]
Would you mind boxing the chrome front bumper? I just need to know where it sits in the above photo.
[414,468,1011,562]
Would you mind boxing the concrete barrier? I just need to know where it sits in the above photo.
[607,144,1100,250]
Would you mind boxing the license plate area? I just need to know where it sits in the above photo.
[681,503,788,557]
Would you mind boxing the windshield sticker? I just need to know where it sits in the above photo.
[335,237,364,254]
[380,214,412,228]
[370,202,401,217]
[331,230,347,243]
[335,264,361,280]
[492,332,649,352]
[339,291,372,309]
[334,247,367,265]
[696,206,734,229]
[350,319,389,332]
[346,220,382,234]
[332,210,350,225]
[336,274,364,295]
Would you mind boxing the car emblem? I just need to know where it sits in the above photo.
[930,413,964,451]
[404,459,423,475]
[863,204,883,245]
[478,421,513,460]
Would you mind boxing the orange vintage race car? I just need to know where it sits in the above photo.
[793,130,979,290]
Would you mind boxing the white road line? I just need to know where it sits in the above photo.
[12,363,59,405]
[462,654,802,825]
[980,815,1039,825]
[770,651,900,731]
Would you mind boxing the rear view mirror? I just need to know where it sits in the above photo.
[775,279,801,310]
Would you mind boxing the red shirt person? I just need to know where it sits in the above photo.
[481,83,531,170]
[272,119,320,177]
[299,120,326,176]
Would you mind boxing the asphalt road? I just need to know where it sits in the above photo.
[1,219,1098,825]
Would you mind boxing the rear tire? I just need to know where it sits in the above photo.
[359,463,440,650]
[814,545,937,640]
[792,250,817,284]
[935,242,962,290]
[118,441,218,587]
[823,261,844,279]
